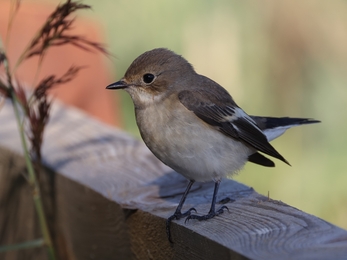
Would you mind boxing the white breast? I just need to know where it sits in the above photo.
[136,99,252,182]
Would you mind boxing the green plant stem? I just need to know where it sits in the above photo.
[10,91,56,260]
[0,239,44,253]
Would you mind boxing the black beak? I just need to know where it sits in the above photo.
[106,80,128,90]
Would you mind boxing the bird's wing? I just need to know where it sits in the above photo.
[178,89,289,165]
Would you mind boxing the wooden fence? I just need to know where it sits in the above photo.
[1,101,347,260]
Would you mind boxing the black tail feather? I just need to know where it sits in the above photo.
[250,116,320,131]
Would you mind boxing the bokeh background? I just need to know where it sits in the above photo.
[5,0,347,230]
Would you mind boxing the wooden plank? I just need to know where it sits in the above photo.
[55,168,133,259]
[0,147,47,260]
[0,146,134,260]
[1,100,347,260]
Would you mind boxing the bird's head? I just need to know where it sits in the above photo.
[106,48,195,107]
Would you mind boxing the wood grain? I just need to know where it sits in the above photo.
[1,100,346,260]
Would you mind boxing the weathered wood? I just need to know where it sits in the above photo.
[55,167,133,259]
[0,148,46,260]
[1,100,347,260]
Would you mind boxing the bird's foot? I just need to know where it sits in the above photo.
[166,207,196,243]
[185,205,229,223]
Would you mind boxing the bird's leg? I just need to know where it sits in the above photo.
[185,180,228,222]
[166,180,196,243]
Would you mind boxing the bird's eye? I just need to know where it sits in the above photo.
[143,73,155,84]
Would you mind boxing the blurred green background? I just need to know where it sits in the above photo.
[59,0,347,229]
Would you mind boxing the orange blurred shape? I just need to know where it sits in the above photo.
[0,1,121,126]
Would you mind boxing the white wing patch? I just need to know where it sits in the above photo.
[226,107,258,124]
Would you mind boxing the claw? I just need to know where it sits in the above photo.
[184,205,229,223]
[217,205,229,214]
[166,207,197,243]
[166,218,174,243]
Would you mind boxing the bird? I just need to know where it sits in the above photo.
[106,48,320,242]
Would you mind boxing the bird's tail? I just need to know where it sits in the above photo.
[250,116,320,142]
